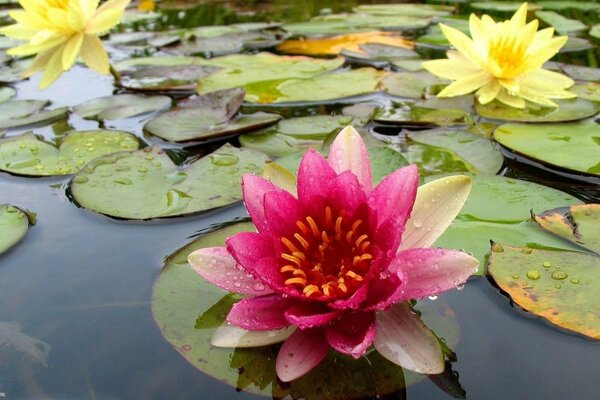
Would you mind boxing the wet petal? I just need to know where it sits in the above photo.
[188,247,274,295]
[391,248,478,301]
[326,311,375,358]
[227,294,295,330]
[276,328,328,382]
[327,126,372,192]
[212,324,295,348]
[297,149,337,205]
[374,303,444,374]
[285,303,340,329]
[263,190,305,239]
[399,175,472,251]
[327,171,368,218]
[241,173,279,233]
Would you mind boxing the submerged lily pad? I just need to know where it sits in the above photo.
[0,100,69,130]
[475,98,598,122]
[494,119,600,177]
[74,94,172,120]
[488,204,600,339]
[432,174,583,274]
[0,205,32,255]
[0,130,140,177]
[152,221,458,399]
[144,89,281,142]
[69,144,268,220]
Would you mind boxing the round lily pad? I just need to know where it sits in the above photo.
[69,144,269,220]
[475,98,598,123]
[275,115,357,139]
[0,100,69,130]
[0,86,16,103]
[239,131,323,158]
[380,71,446,99]
[0,130,141,177]
[494,119,600,177]
[0,204,32,255]
[73,94,172,120]
[488,204,600,339]
[144,89,281,143]
[152,221,459,399]
[432,174,582,274]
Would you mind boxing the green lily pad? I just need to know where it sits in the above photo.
[144,89,281,143]
[405,128,503,175]
[375,103,469,126]
[152,221,458,399]
[239,131,323,158]
[74,94,172,120]
[590,24,600,39]
[282,14,431,36]
[0,205,32,255]
[380,71,446,99]
[537,1,600,11]
[487,204,600,339]
[0,130,140,177]
[0,100,69,130]
[470,2,542,12]
[570,82,600,102]
[166,31,284,57]
[353,4,454,17]
[534,11,588,35]
[554,64,600,82]
[493,119,600,176]
[475,98,598,122]
[0,86,16,103]
[69,144,269,220]
[244,68,385,104]
[196,53,344,97]
[432,174,583,274]
[341,43,419,66]
[560,37,594,53]
[275,115,357,139]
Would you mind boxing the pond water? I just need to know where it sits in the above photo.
[1,1,599,399]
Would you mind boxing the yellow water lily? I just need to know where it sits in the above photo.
[422,2,576,108]
[0,0,130,88]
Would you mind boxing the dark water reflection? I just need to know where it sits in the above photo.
[1,1,600,399]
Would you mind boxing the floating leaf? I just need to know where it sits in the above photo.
[276,31,413,56]
[239,131,323,158]
[475,98,598,122]
[470,2,542,12]
[166,30,284,57]
[0,130,140,177]
[69,144,268,220]
[570,82,600,102]
[433,174,583,274]
[74,94,172,120]
[380,71,446,99]
[494,119,600,177]
[0,205,31,255]
[534,11,587,35]
[537,1,600,11]
[144,89,281,142]
[0,86,16,103]
[152,221,458,399]
[283,14,431,36]
[0,100,68,130]
[560,37,594,53]
[196,53,344,97]
[375,103,469,126]
[488,204,600,339]
[353,4,454,17]
[275,115,357,139]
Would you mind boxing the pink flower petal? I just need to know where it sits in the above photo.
[284,303,340,329]
[325,311,375,358]
[276,328,329,382]
[374,303,444,374]
[211,324,295,348]
[326,171,368,218]
[241,174,279,234]
[327,126,372,193]
[188,247,273,295]
[227,294,295,331]
[390,248,478,301]
[225,231,280,284]
[329,282,369,310]
[297,149,337,206]
[362,271,405,311]
[263,190,306,239]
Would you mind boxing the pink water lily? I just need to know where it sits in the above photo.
[189,127,478,382]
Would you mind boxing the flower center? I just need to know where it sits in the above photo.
[487,33,527,78]
[278,206,373,300]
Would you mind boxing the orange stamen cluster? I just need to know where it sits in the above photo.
[279,206,373,300]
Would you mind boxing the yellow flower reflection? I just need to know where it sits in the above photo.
[422,2,576,108]
[0,0,130,88]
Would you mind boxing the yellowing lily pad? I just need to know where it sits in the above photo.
[0,100,68,130]
[276,31,413,56]
[69,144,269,220]
[0,130,140,177]
[0,204,32,255]
[144,89,281,143]
[493,119,600,176]
[74,94,172,120]
[487,204,600,340]
[475,98,598,122]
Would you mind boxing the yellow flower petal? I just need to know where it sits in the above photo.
[437,71,491,97]
[439,23,483,66]
[510,2,528,30]
[523,69,574,90]
[62,33,83,70]
[40,43,66,89]
[96,0,130,14]
[496,89,526,109]
[422,57,481,81]
[80,34,109,74]
[476,80,501,104]
[499,79,520,95]
[21,50,54,78]
[86,8,123,34]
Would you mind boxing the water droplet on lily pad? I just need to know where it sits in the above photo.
[210,153,239,166]
[526,269,541,280]
[543,261,552,268]
[551,270,568,280]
